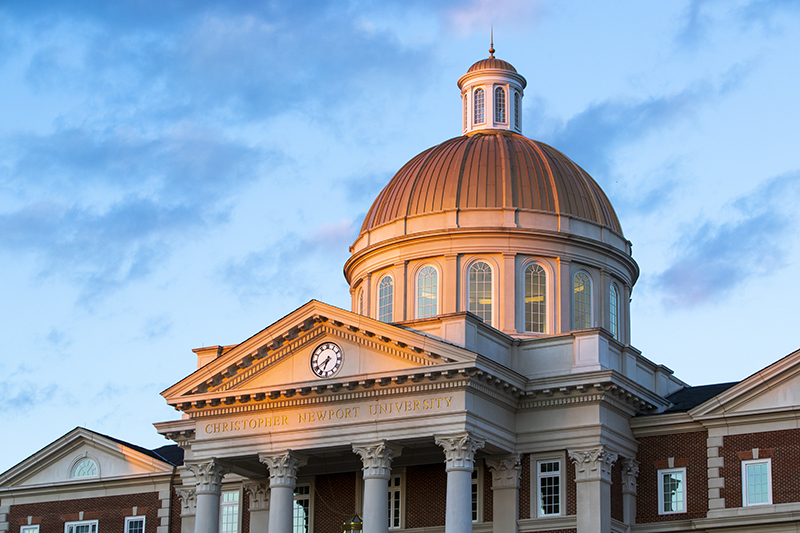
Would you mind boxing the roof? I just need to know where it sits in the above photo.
[359,131,622,235]
[663,382,738,413]
[467,56,517,73]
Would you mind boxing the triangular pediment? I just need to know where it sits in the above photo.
[690,347,800,418]
[162,300,478,408]
[0,427,175,489]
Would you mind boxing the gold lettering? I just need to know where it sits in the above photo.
[370,405,378,415]
[444,396,452,407]
[413,400,420,410]
[436,398,442,408]
[395,402,403,413]
[282,415,288,425]
[345,408,353,418]
[222,422,230,432]
[353,406,359,417]
[205,424,213,433]
[299,413,308,423]
[423,399,431,409]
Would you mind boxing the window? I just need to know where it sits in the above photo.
[742,459,772,506]
[468,261,492,324]
[65,521,97,533]
[416,266,438,318]
[125,517,145,533]
[573,272,592,329]
[293,485,311,533]
[514,92,520,129]
[537,460,561,516]
[21,527,39,533]
[220,490,239,533]
[474,88,485,124]
[494,87,506,123]
[525,263,546,333]
[657,468,686,514]
[388,473,402,529]
[471,468,481,522]
[378,276,393,323]
[609,284,619,340]
[70,458,97,478]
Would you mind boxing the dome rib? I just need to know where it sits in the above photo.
[359,132,622,237]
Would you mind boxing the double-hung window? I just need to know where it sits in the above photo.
[293,485,311,533]
[125,517,145,533]
[742,459,772,506]
[657,468,686,514]
[65,521,97,533]
[220,491,239,533]
[388,473,402,529]
[21,527,39,533]
[537,460,561,516]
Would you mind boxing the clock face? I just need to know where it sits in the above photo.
[310,342,343,378]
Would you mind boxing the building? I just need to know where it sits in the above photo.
[3,48,800,533]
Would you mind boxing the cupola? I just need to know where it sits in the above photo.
[457,41,527,135]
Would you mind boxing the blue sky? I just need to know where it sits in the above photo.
[2,0,800,472]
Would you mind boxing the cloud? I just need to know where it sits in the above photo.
[674,0,714,49]
[220,219,357,302]
[2,381,65,412]
[655,172,800,307]
[444,0,545,34]
[45,328,72,349]
[141,314,173,340]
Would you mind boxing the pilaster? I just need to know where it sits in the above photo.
[568,447,617,533]
[244,482,270,533]
[620,458,639,526]
[486,454,521,533]
[443,254,459,314]
[176,487,196,533]
[707,435,725,509]
[393,261,407,322]
[500,253,516,335]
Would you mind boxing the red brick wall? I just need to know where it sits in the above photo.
[610,459,623,522]
[170,486,182,533]
[240,487,250,533]
[565,453,575,516]
[519,454,530,519]
[482,460,492,522]
[406,463,446,528]
[8,493,161,533]
[636,430,707,523]
[721,428,800,508]
[314,472,356,533]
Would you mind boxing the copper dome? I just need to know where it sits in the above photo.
[467,56,517,73]
[360,131,622,235]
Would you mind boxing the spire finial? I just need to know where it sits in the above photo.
[489,27,495,58]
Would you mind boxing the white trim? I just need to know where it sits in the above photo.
[464,258,497,327]
[472,463,484,523]
[521,260,550,334]
[657,467,687,515]
[387,469,406,529]
[124,516,145,533]
[219,488,240,533]
[21,527,39,533]
[414,264,440,319]
[376,273,394,323]
[742,458,772,506]
[68,453,100,480]
[293,481,314,533]
[572,270,593,330]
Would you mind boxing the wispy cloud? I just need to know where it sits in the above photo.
[655,172,800,307]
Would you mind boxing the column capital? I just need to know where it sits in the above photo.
[435,433,485,472]
[185,459,230,495]
[352,440,402,480]
[175,487,197,516]
[243,482,270,511]
[568,446,618,484]
[259,450,308,488]
[485,453,521,490]
[621,457,640,495]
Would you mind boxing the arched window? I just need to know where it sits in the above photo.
[525,264,546,333]
[71,458,97,478]
[417,266,438,318]
[378,276,393,323]
[495,87,506,123]
[514,92,520,129]
[573,272,592,329]
[468,261,492,324]
[474,88,485,124]
[609,284,619,340]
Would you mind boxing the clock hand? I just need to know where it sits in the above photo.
[320,356,331,369]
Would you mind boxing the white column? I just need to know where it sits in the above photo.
[185,460,229,533]
[244,482,270,533]
[435,434,485,533]
[259,451,308,533]
[176,487,196,533]
[353,441,402,533]
[485,455,521,533]
[620,458,639,527]
[568,447,618,533]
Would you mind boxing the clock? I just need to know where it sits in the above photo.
[310,342,343,378]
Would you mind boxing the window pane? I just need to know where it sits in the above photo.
[468,262,492,324]
[525,264,546,333]
[220,491,239,533]
[573,272,592,329]
[661,472,684,512]
[538,461,560,516]
[293,486,310,533]
[71,459,97,478]
[514,92,520,129]
[127,519,144,533]
[746,463,769,504]
[609,284,619,340]
[494,87,506,123]
[378,276,393,323]
[417,266,438,318]
[474,88,485,124]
